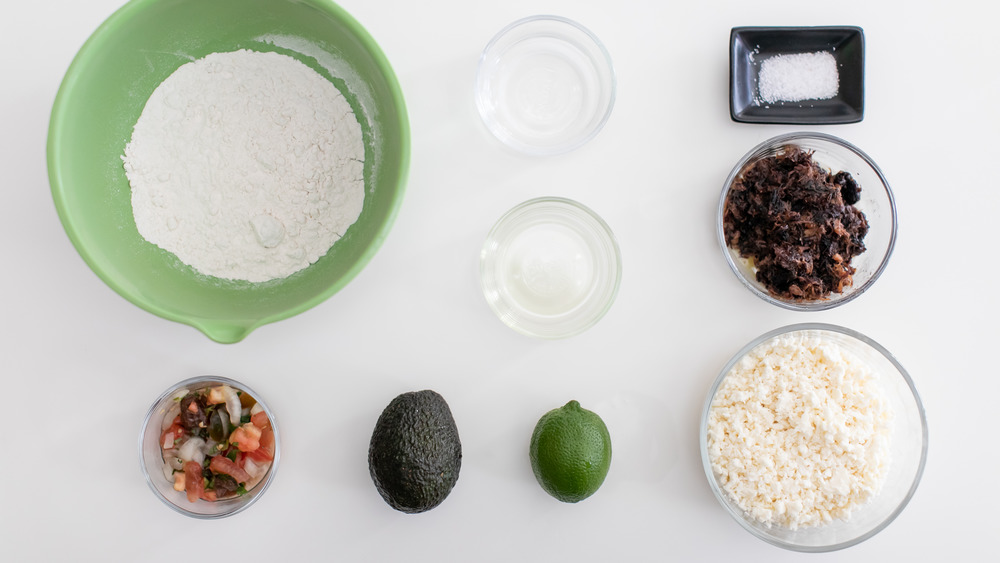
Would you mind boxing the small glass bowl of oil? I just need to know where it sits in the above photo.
[480,197,621,338]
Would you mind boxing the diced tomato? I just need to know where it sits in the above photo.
[246,425,275,463]
[201,489,218,501]
[251,411,270,429]
[209,455,252,483]
[228,450,245,471]
[183,461,204,503]
[160,417,184,450]
[230,423,262,452]
[245,449,269,464]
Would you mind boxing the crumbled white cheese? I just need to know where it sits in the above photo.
[707,332,893,530]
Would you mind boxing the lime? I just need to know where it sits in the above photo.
[529,400,612,503]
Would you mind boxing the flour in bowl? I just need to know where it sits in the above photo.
[123,49,365,283]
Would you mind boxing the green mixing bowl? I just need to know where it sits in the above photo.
[47,0,410,343]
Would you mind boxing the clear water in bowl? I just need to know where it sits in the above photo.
[476,15,615,156]
[493,41,596,143]
[480,197,621,339]
[501,222,595,316]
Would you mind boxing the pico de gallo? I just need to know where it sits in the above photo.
[158,383,275,502]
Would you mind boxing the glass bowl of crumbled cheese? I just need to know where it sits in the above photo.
[700,323,928,552]
[718,132,897,311]
[47,0,409,343]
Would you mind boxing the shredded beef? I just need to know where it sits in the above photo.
[723,146,868,301]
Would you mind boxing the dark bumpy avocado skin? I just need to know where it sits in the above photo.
[368,390,462,513]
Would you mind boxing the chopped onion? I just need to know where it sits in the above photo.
[178,437,206,465]
[161,403,181,431]
[244,457,265,479]
[250,402,265,416]
[163,450,185,471]
[220,385,242,427]
[243,458,271,490]
[203,439,219,455]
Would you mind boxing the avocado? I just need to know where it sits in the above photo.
[368,390,462,513]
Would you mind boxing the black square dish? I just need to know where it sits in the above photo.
[730,26,864,124]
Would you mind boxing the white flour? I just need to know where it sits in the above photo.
[123,49,365,283]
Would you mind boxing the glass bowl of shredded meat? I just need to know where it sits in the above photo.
[139,376,280,518]
[718,132,897,310]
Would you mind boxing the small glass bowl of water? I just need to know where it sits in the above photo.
[480,197,622,338]
[475,15,616,156]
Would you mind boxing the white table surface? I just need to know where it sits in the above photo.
[3,0,997,561]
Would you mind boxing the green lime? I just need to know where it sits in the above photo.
[529,400,612,503]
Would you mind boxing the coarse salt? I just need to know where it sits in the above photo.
[758,51,839,104]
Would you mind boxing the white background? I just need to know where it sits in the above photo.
[2,0,997,561]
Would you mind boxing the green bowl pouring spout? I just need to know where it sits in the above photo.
[47,0,410,343]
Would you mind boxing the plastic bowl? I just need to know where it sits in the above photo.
[139,376,280,519]
[480,197,621,339]
[700,323,928,552]
[475,15,616,156]
[718,132,896,311]
[47,0,409,343]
